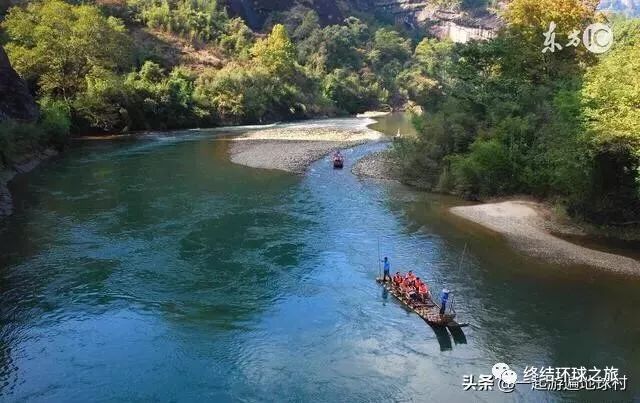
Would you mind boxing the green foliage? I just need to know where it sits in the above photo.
[219,17,254,58]
[194,57,321,124]
[0,98,70,165]
[396,0,640,222]
[397,38,454,107]
[368,28,412,70]
[321,69,385,114]
[128,0,228,41]
[582,22,640,154]
[122,62,200,130]
[3,0,132,99]
[39,97,71,147]
[74,67,128,131]
[413,38,454,77]
[73,62,200,131]
[577,19,640,221]
[251,24,297,76]
[450,137,513,196]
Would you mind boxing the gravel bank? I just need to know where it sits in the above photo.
[351,149,399,181]
[450,200,640,274]
[229,124,383,173]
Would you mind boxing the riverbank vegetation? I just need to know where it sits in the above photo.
[0,0,430,134]
[394,0,640,224]
[0,0,418,172]
[1,0,639,225]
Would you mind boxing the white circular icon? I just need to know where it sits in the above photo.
[501,369,518,384]
[583,23,613,54]
[492,363,510,379]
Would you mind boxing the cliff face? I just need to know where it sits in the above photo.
[598,0,640,15]
[224,0,502,43]
[0,46,38,123]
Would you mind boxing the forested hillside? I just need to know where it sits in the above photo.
[394,0,640,223]
[0,0,447,154]
[0,0,639,223]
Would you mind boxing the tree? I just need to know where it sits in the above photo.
[251,24,297,76]
[3,0,132,100]
[368,28,412,70]
[413,38,454,77]
[129,0,228,41]
[582,22,640,153]
[579,19,640,221]
[318,23,363,71]
[503,0,598,36]
[321,69,383,114]
[220,17,254,58]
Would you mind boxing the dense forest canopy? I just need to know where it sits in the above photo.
[394,0,640,222]
[0,0,639,223]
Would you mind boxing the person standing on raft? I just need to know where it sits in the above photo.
[381,257,391,282]
[439,288,450,315]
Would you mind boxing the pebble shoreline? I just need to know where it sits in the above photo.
[450,201,640,274]
[228,124,383,173]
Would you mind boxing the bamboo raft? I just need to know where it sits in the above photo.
[376,278,467,328]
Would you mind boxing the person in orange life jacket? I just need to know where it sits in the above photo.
[405,273,419,300]
[409,277,424,301]
[404,270,415,286]
[417,280,429,302]
[392,272,403,286]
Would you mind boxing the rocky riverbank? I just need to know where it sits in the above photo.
[351,148,640,273]
[450,200,640,274]
[228,120,383,173]
[351,149,399,181]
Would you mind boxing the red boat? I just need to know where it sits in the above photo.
[333,152,344,169]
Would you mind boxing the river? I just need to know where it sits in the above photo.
[0,114,638,402]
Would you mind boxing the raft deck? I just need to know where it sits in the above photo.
[376,278,466,328]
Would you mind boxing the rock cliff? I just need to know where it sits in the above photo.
[598,0,640,15]
[223,0,502,42]
[0,46,38,122]
[0,45,42,218]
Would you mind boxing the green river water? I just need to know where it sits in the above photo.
[0,114,639,402]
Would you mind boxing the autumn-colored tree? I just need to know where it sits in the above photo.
[251,24,297,76]
[582,20,640,154]
[503,0,599,36]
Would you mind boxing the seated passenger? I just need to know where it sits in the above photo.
[404,271,415,286]
[417,280,429,302]
[392,272,403,286]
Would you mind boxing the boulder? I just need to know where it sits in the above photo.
[0,46,39,123]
